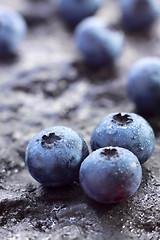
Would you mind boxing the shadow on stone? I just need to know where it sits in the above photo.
[72,60,119,83]
[0,53,19,65]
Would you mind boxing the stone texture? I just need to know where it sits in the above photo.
[0,0,160,239]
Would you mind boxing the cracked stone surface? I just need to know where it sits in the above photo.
[0,0,160,239]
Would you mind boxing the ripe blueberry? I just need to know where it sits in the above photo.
[90,112,155,164]
[0,6,27,56]
[25,126,89,186]
[79,147,142,203]
[74,17,124,67]
[120,0,159,30]
[128,57,160,115]
[57,0,104,25]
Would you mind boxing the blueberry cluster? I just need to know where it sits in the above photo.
[25,112,155,204]
[24,0,158,204]
[1,0,158,204]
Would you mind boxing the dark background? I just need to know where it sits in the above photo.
[0,0,160,239]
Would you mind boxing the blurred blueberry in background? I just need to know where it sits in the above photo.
[57,0,104,25]
[75,16,124,67]
[0,6,27,56]
[128,57,160,115]
[120,0,159,30]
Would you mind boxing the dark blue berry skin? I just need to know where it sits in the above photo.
[75,17,124,67]
[79,147,142,203]
[128,57,160,115]
[90,112,155,164]
[57,0,104,25]
[25,126,89,186]
[120,0,159,30]
[0,6,27,56]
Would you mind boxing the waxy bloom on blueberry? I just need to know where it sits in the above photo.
[128,57,160,115]
[25,126,89,186]
[75,17,124,67]
[0,6,27,56]
[120,0,159,30]
[79,147,142,203]
[90,112,155,164]
[57,0,104,25]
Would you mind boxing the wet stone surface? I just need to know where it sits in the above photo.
[0,0,160,239]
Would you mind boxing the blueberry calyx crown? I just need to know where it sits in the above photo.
[101,148,118,159]
[112,113,133,126]
[41,132,61,148]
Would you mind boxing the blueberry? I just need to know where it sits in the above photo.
[90,112,155,164]
[0,6,27,56]
[128,57,160,115]
[25,126,89,186]
[120,0,159,30]
[74,17,124,67]
[57,0,104,25]
[79,146,142,203]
